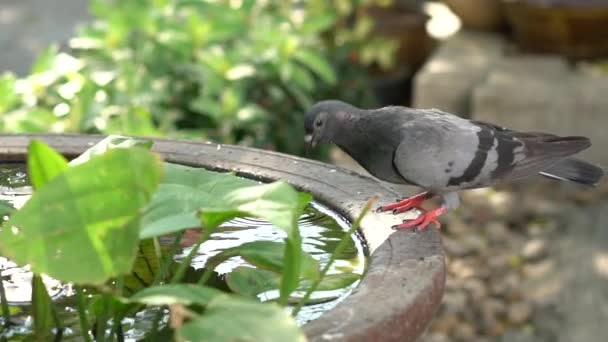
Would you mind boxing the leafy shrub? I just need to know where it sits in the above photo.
[0,0,389,155]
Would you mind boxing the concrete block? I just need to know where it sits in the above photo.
[473,56,608,166]
[413,31,505,116]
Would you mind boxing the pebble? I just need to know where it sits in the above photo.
[523,259,556,279]
[521,239,548,262]
[508,302,534,325]
[500,330,538,342]
[452,323,476,341]
[463,278,487,303]
[485,221,511,243]
[442,290,467,315]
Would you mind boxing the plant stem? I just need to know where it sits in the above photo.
[291,197,376,317]
[95,295,110,342]
[111,276,125,341]
[0,269,10,330]
[153,232,184,285]
[170,228,215,284]
[149,228,215,339]
[75,287,92,342]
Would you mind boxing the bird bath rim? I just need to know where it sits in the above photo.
[0,134,445,342]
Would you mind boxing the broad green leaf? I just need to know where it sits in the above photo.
[123,239,161,294]
[226,267,360,299]
[225,266,278,299]
[140,163,256,239]
[130,284,223,306]
[205,241,319,280]
[298,273,360,292]
[178,296,306,342]
[27,140,68,189]
[31,275,56,340]
[0,148,163,284]
[198,181,311,237]
[199,181,312,303]
[69,135,153,166]
[293,50,336,84]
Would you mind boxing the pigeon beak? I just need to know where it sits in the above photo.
[304,134,316,156]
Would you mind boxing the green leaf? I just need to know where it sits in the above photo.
[293,50,336,85]
[198,181,311,237]
[123,239,161,294]
[0,72,19,113]
[0,148,163,284]
[226,267,360,300]
[199,181,311,304]
[0,200,16,217]
[140,163,256,239]
[298,273,360,292]
[178,296,306,342]
[31,275,57,340]
[225,267,278,299]
[27,140,68,190]
[69,135,153,166]
[300,12,337,34]
[206,241,319,280]
[31,45,59,74]
[130,284,223,306]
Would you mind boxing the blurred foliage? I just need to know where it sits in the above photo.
[0,0,400,156]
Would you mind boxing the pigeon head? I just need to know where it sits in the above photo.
[304,100,357,149]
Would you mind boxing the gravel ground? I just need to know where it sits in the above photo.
[331,148,608,342]
[422,178,608,342]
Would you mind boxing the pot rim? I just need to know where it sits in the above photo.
[0,133,445,342]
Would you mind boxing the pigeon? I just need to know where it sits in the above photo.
[304,100,604,230]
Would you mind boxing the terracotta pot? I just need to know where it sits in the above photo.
[445,0,506,30]
[0,134,446,342]
[504,0,608,59]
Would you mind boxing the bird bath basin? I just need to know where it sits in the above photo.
[0,134,445,341]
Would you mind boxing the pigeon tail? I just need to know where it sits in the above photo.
[540,157,605,186]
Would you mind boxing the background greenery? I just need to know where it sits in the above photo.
[0,0,400,156]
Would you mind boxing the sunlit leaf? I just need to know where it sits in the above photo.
[27,140,68,190]
[0,148,163,284]
[69,135,153,166]
[198,181,311,237]
[293,50,336,84]
[178,296,306,342]
[30,45,59,75]
[0,72,19,113]
[140,163,256,239]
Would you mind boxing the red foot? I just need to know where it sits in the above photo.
[392,207,447,231]
[376,192,433,214]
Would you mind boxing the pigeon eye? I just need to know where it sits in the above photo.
[315,120,323,127]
